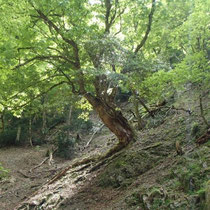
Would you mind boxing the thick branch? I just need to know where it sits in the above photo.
[105,0,112,33]
[134,0,156,54]
[104,0,122,33]
[32,8,80,67]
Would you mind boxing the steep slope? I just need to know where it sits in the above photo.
[15,91,209,210]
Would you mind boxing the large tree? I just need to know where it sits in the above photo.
[0,0,157,150]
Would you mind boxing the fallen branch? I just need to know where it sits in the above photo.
[29,157,49,173]
[29,147,58,172]
[15,143,130,209]
[85,124,105,147]
[150,105,192,115]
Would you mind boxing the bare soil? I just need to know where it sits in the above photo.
[0,124,116,210]
[0,146,65,209]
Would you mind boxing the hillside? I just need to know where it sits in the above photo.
[0,1,209,209]
[0,91,209,210]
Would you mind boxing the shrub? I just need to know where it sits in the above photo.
[0,163,9,179]
[0,129,17,147]
[55,132,76,159]
[191,122,200,137]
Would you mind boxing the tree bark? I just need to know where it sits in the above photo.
[16,126,22,143]
[0,111,5,132]
[67,105,73,139]
[42,109,47,134]
[29,116,33,147]
[84,93,134,147]
[132,91,144,130]
[41,95,47,134]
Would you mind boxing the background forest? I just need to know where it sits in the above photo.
[0,0,209,209]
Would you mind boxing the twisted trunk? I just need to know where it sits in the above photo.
[85,93,134,147]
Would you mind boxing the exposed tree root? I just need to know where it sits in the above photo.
[15,140,133,210]
[47,141,130,185]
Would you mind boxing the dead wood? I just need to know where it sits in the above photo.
[85,124,105,147]
[195,128,210,145]
[29,157,49,173]
[29,147,57,173]
[150,105,192,116]
[15,142,130,209]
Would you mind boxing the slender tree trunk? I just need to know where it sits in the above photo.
[85,93,134,148]
[132,90,144,130]
[41,96,47,134]
[137,97,154,118]
[67,105,73,139]
[16,125,22,143]
[29,116,33,147]
[42,109,47,134]
[0,111,5,132]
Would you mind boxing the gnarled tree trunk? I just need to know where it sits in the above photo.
[85,93,134,148]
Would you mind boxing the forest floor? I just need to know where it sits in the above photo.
[0,121,117,210]
[0,94,209,210]
[0,145,69,210]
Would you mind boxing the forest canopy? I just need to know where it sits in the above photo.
[0,0,209,148]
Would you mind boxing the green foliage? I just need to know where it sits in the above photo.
[125,192,142,207]
[140,70,174,103]
[67,109,93,133]
[0,163,9,179]
[191,122,200,137]
[98,151,158,188]
[55,132,76,159]
[75,98,92,121]
[0,129,17,147]
[172,52,210,91]
[0,0,209,144]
